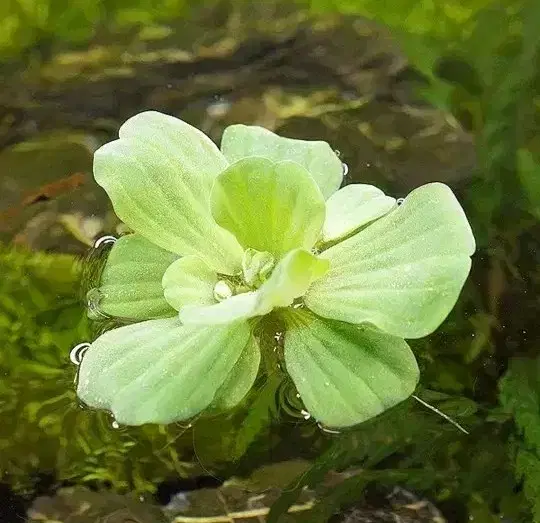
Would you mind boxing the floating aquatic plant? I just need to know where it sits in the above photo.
[77,111,475,428]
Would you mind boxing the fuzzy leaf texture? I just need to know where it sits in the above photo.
[79,111,475,428]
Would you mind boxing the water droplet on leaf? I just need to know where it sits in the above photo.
[213,280,233,302]
[341,162,349,176]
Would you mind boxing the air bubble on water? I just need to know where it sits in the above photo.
[111,420,120,429]
[301,409,311,420]
[213,280,233,302]
[70,342,90,365]
[296,393,301,399]
[93,235,117,248]
[396,198,405,206]
[341,162,349,176]
[317,422,342,434]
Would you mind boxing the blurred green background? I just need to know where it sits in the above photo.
[0,1,539,522]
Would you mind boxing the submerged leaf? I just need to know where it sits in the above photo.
[499,356,540,454]
[284,309,419,428]
[221,124,342,198]
[96,234,177,320]
[305,183,475,338]
[77,318,252,425]
[94,111,242,274]
[211,157,326,257]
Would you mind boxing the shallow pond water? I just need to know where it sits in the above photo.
[1,3,539,523]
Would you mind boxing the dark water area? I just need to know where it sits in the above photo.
[1,2,539,523]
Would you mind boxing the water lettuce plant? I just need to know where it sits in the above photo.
[77,111,475,428]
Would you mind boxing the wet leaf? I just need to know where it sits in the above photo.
[284,309,419,428]
[77,318,252,425]
[211,157,326,257]
[96,234,178,320]
[94,111,242,273]
[221,124,342,199]
[306,183,475,339]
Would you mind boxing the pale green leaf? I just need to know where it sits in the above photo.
[179,292,260,325]
[180,249,328,325]
[221,124,342,199]
[211,335,261,411]
[94,111,242,273]
[95,234,177,320]
[162,256,217,312]
[322,184,396,242]
[211,157,326,256]
[284,309,419,428]
[258,248,329,309]
[242,249,275,286]
[77,317,252,425]
[305,183,475,338]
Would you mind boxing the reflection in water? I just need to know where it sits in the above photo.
[275,378,305,421]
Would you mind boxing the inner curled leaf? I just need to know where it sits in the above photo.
[242,249,275,287]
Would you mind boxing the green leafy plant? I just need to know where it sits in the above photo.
[0,246,197,494]
[77,110,475,429]
[500,356,540,521]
